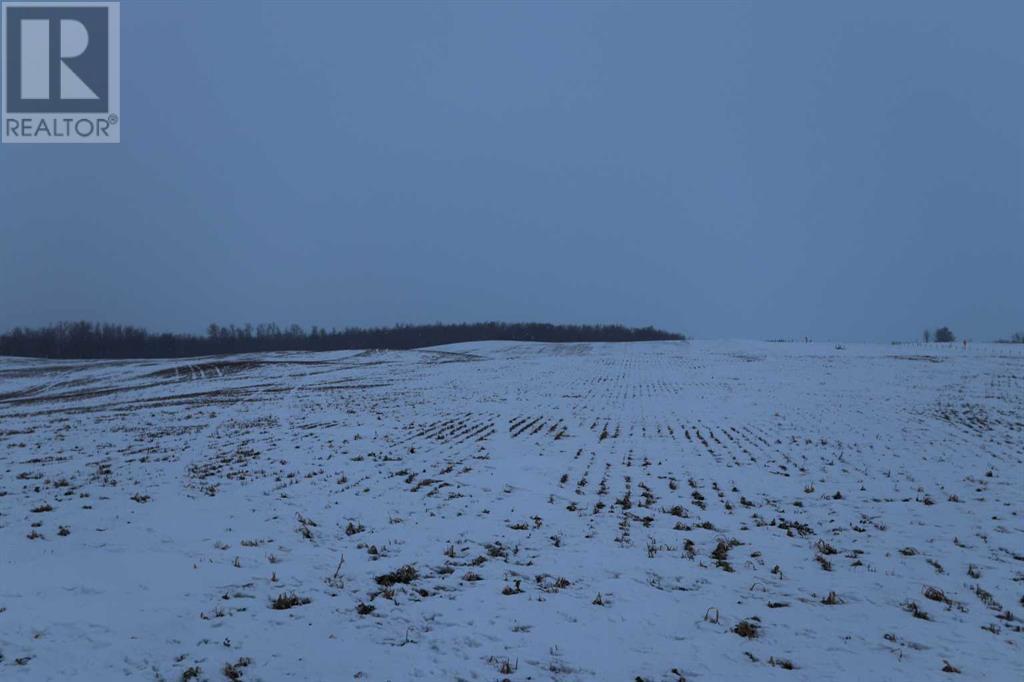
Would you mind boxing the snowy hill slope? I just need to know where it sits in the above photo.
[0,341,1021,680]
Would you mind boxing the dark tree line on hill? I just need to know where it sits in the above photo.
[0,321,685,359]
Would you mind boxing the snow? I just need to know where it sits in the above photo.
[0,340,1021,681]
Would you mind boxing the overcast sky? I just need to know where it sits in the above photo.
[1,0,1021,341]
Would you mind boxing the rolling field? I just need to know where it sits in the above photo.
[0,340,1022,680]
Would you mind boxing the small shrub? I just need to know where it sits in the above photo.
[222,657,251,681]
[711,539,734,571]
[270,593,310,610]
[375,564,418,587]
[733,619,760,638]
[903,600,930,620]
[821,591,843,605]
[502,579,523,595]
[815,539,838,555]
[923,586,951,605]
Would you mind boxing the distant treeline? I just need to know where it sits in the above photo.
[0,321,685,359]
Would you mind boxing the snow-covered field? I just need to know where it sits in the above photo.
[0,340,1021,681]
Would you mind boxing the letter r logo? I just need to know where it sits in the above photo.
[4,3,110,113]
[20,17,99,100]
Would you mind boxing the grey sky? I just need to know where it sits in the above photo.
[1,0,1021,341]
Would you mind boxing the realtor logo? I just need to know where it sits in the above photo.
[2,1,119,142]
